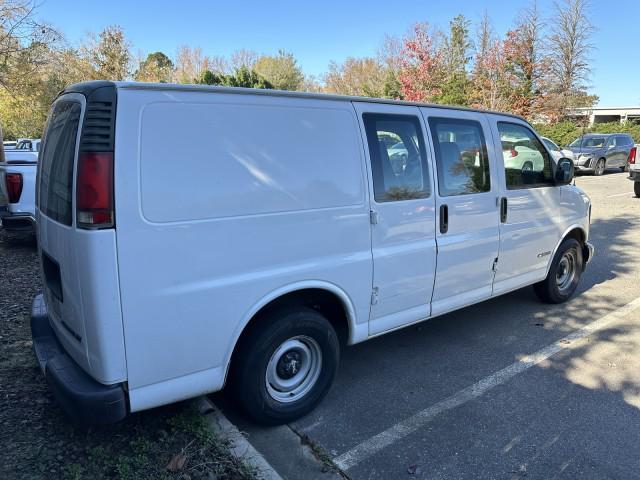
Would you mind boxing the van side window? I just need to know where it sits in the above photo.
[497,122,554,189]
[428,117,490,196]
[363,113,430,202]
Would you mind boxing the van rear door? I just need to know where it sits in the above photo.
[37,86,126,384]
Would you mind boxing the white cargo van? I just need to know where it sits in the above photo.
[31,81,593,425]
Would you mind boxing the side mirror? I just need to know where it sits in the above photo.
[555,157,574,184]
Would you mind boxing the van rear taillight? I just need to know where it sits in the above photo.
[628,147,637,165]
[6,173,23,203]
[76,152,114,229]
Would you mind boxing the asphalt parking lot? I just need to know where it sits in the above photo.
[217,170,640,480]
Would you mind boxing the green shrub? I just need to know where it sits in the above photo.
[534,121,640,148]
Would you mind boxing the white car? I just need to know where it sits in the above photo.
[0,148,38,232]
[31,81,593,425]
[542,137,575,162]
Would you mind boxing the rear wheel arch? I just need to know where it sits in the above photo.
[224,284,355,383]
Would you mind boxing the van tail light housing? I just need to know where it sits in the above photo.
[6,173,23,203]
[76,152,114,229]
[628,147,637,165]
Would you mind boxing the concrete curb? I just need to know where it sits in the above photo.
[197,397,284,480]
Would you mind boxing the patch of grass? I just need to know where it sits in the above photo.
[51,402,257,480]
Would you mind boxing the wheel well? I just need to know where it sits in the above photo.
[564,227,585,246]
[228,288,350,379]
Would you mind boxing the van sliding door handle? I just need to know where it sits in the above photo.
[500,197,508,223]
[439,204,448,234]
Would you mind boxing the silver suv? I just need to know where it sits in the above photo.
[570,133,635,175]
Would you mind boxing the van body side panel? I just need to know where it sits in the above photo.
[115,89,372,398]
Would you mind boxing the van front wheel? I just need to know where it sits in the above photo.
[231,307,339,425]
[534,238,583,304]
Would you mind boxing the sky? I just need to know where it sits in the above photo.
[37,0,640,107]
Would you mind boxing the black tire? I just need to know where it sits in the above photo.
[534,238,583,304]
[594,158,605,176]
[230,306,339,425]
[634,181,640,198]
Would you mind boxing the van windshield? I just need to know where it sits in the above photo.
[39,101,82,226]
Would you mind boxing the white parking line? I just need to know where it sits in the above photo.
[333,296,640,471]
[607,192,632,198]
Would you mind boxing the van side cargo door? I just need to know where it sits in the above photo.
[353,102,437,335]
[421,109,501,316]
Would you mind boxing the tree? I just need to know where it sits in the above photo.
[377,34,403,99]
[440,14,472,105]
[324,57,386,97]
[0,0,61,89]
[471,11,505,110]
[134,51,174,83]
[230,49,258,71]
[398,23,446,102]
[546,0,597,119]
[254,50,304,91]
[196,66,273,89]
[83,25,131,80]
[174,48,227,84]
[500,2,549,119]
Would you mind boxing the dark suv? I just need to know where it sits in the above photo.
[569,133,635,175]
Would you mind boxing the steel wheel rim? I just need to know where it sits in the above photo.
[597,160,604,175]
[265,336,322,403]
[556,249,577,293]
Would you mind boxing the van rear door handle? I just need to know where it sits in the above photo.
[500,197,508,223]
[439,204,448,234]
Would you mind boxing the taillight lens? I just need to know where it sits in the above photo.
[6,173,23,203]
[504,148,518,158]
[628,147,637,165]
[76,152,114,228]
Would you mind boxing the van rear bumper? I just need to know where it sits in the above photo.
[30,294,127,424]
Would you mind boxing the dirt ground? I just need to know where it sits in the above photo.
[0,230,255,480]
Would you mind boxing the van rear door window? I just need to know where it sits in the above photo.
[39,101,81,226]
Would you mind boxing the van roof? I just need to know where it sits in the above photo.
[61,80,529,124]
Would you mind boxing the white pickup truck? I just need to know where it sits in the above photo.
[0,145,38,233]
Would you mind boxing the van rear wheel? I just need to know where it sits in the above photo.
[634,181,640,198]
[230,307,339,425]
[534,238,583,304]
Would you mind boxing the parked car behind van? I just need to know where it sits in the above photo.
[570,133,635,175]
[542,136,575,162]
[31,81,593,425]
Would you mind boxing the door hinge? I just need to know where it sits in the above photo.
[492,257,499,272]
[371,287,379,305]
[370,210,378,225]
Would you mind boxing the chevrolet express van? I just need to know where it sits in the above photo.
[31,81,593,425]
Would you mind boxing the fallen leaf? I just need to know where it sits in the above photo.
[166,453,187,472]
